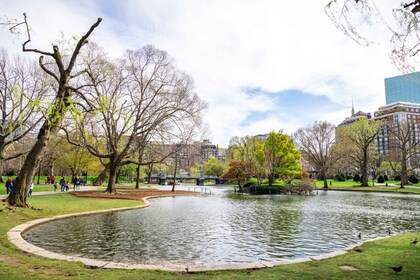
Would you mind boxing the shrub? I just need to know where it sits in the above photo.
[384,174,389,181]
[334,174,346,182]
[290,178,315,192]
[409,175,419,184]
[353,174,361,182]
[377,175,385,183]
[243,182,256,188]
[251,186,279,194]
[394,175,401,181]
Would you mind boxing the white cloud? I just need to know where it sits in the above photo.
[1,0,403,146]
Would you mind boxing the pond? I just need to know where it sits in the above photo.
[23,187,420,267]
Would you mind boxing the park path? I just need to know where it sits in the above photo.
[0,186,99,200]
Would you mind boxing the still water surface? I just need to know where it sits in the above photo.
[23,187,420,266]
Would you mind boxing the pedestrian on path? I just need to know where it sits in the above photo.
[5,177,13,195]
[28,182,34,196]
[60,177,66,192]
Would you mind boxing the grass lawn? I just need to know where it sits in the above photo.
[315,180,420,194]
[0,193,419,279]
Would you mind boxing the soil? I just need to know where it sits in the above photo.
[70,187,198,201]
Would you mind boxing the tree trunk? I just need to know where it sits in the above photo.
[401,151,408,188]
[6,126,54,207]
[147,163,153,184]
[36,165,41,184]
[0,158,4,183]
[268,173,274,187]
[360,149,369,187]
[322,170,328,189]
[93,164,109,186]
[135,164,141,189]
[172,160,178,192]
[105,163,118,193]
[115,169,120,184]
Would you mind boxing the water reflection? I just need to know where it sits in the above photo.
[23,188,420,266]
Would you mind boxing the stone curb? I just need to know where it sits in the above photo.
[7,195,393,272]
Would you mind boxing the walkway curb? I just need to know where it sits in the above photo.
[7,195,393,272]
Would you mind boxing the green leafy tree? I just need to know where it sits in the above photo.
[258,131,302,186]
[228,135,264,185]
[203,156,227,177]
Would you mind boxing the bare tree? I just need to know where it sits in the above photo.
[3,14,102,207]
[386,121,420,187]
[339,118,382,186]
[0,50,47,182]
[325,0,420,72]
[67,45,206,193]
[294,121,341,189]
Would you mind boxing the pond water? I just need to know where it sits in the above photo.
[23,186,420,266]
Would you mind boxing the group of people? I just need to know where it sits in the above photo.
[53,176,85,192]
[4,177,34,196]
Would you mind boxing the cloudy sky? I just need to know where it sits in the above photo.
[1,0,403,146]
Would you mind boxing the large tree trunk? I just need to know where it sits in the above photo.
[268,172,274,187]
[7,126,54,207]
[135,164,141,189]
[105,162,118,193]
[93,164,109,186]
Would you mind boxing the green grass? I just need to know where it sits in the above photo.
[315,180,420,194]
[0,193,419,279]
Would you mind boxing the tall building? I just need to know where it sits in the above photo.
[373,102,420,171]
[385,71,420,104]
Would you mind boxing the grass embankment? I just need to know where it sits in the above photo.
[315,180,420,194]
[1,193,419,279]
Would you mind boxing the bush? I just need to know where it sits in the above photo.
[289,178,315,192]
[394,175,401,181]
[409,175,419,184]
[377,175,385,183]
[353,174,361,182]
[243,182,256,188]
[334,174,346,182]
[251,186,279,194]
[384,174,389,181]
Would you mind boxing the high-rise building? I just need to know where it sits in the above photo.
[385,71,420,104]
[374,102,420,159]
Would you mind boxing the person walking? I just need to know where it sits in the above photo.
[59,177,66,192]
[5,177,13,195]
[28,182,34,196]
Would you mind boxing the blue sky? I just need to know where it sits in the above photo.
[1,0,402,146]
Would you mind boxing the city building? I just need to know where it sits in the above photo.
[337,101,371,127]
[373,102,420,166]
[385,71,420,104]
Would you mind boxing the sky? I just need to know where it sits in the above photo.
[0,0,404,147]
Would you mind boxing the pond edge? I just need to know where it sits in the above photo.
[7,194,393,272]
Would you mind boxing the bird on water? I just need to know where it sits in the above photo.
[358,233,362,239]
